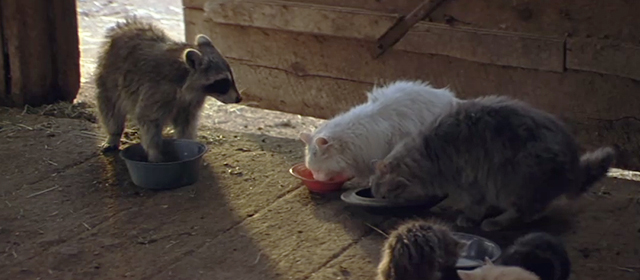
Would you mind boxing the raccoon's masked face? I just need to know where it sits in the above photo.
[182,34,242,104]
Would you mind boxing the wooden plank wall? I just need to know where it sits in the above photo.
[0,0,80,107]
[0,16,5,106]
[183,0,640,170]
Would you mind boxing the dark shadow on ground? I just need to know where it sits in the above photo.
[0,122,284,279]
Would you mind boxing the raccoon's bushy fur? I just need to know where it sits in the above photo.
[96,16,241,162]
[377,219,463,280]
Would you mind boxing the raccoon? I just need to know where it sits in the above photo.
[96,16,241,162]
[377,219,464,280]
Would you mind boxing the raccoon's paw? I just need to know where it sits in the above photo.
[480,219,506,232]
[456,215,479,228]
[100,144,120,154]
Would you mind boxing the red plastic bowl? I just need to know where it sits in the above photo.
[289,162,349,193]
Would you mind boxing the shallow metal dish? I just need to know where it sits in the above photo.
[120,139,207,190]
[340,187,448,208]
[452,232,502,269]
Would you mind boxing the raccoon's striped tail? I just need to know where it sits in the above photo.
[568,147,616,199]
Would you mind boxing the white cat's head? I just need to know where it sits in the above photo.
[299,132,351,181]
[457,258,540,280]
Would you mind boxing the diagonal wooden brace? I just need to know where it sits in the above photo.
[374,0,448,58]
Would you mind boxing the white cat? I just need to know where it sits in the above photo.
[457,258,541,280]
[299,80,458,181]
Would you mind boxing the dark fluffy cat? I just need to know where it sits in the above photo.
[370,95,615,231]
[377,219,464,280]
[498,232,571,280]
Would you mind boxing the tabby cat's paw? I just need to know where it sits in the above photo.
[480,219,506,232]
[456,215,479,228]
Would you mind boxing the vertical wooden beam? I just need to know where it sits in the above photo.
[50,0,80,103]
[0,7,6,103]
[0,0,79,108]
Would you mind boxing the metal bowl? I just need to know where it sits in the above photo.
[119,139,207,190]
[452,232,502,269]
[340,187,448,208]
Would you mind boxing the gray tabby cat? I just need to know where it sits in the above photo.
[377,219,464,280]
[370,95,615,231]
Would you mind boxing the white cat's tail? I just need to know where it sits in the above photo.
[570,146,616,198]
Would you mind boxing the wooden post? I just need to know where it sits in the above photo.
[0,17,5,106]
[0,0,80,108]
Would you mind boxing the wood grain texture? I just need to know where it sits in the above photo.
[0,5,5,102]
[50,0,81,102]
[375,0,448,57]
[203,0,393,40]
[186,14,639,121]
[0,0,79,107]
[188,0,640,43]
[567,38,640,81]
[399,24,565,72]
[201,0,565,71]
[0,0,53,106]
[183,2,640,169]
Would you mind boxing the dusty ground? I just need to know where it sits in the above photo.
[1,106,639,280]
[0,1,638,279]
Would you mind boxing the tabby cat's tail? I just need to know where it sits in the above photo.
[569,147,616,199]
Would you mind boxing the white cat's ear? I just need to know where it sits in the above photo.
[299,132,312,145]
[484,257,494,265]
[456,270,475,280]
[315,136,329,148]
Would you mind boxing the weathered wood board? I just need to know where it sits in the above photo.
[202,0,565,72]
[567,38,640,81]
[1,0,53,107]
[187,0,640,43]
[397,24,564,72]
[0,0,80,107]
[184,0,640,170]
[51,0,81,102]
[0,13,5,102]
[186,18,638,119]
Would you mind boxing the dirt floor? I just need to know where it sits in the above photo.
[0,1,638,279]
[0,106,639,280]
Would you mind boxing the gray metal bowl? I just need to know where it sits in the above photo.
[340,187,448,208]
[452,232,502,269]
[119,139,208,190]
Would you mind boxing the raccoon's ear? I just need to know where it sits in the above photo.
[370,159,380,168]
[315,137,329,148]
[299,132,312,145]
[195,34,214,47]
[183,48,202,70]
[484,257,494,266]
